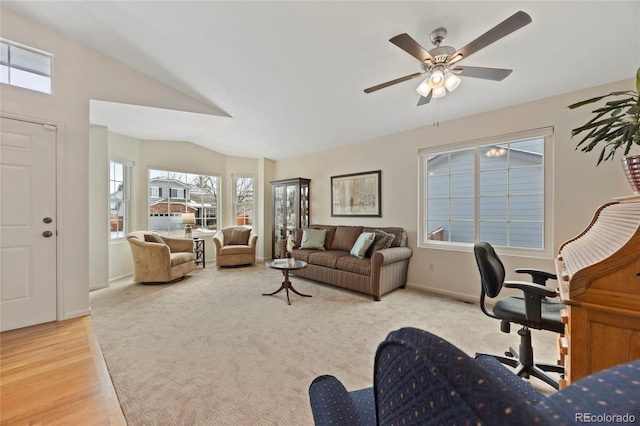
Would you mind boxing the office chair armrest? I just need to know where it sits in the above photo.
[503,281,557,298]
[514,268,557,285]
[504,280,557,326]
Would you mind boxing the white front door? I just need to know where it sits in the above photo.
[1,117,57,331]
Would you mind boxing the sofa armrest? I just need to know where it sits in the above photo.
[537,360,640,422]
[475,355,545,404]
[371,246,412,266]
[128,239,171,267]
[213,231,224,251]
[162,236,194,253]
[248,233,258,249]
[309,375,368,426]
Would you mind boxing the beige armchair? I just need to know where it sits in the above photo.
[213,226,258,267]
[127,232,195,283]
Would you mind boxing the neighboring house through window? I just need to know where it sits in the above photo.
[233,175,254,227]
[419,127,553,256]
[149,169,220,235]
[109,160,131,240]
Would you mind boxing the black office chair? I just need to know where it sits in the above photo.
[473,242,565,389]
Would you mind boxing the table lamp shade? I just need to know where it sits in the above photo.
[181,213,196,224]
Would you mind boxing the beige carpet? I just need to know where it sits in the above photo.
[90,264,559,425]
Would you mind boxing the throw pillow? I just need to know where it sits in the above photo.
[365,230,395,257]
[300,228,326,250]
[228,228,251,245]
[350,232,376,258]
[144,233,165,244]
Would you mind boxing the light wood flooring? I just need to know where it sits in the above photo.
[1,316,126,425]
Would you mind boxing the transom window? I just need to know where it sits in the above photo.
[419,128,553,255]
[1,39,52,94]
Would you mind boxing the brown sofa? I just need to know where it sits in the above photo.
[282,225,412,301]
[127,232,195,283]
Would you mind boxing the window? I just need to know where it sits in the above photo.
[149,169,220,236]
[169,188,186,199]
[419,128,553,255]
[1,40,52,94]
[234,176,254,227]
[109,160,130,240]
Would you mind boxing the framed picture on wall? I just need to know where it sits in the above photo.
[331,170,381,217]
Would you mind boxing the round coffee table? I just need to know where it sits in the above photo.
[264,260,311,305]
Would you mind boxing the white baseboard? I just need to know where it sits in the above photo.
[109,272,133,283]
[405,282,477,304]
[63,308,91,320]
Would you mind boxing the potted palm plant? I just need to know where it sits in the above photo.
[569,67,640,192]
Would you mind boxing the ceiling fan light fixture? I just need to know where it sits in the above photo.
[448,53,464,64]
[416,79,432,97]
[428,69,444,89]
[444,72,461,92]
[432,86,446,99]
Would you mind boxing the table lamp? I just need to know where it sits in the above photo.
[181,213,196,239]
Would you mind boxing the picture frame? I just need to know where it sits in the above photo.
[331,170,381,217]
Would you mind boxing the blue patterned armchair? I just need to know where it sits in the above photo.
[309,327,640,425]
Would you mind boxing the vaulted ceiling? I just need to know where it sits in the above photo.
[4,1,639,160]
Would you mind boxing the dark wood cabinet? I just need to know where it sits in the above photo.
[270,177,310,258]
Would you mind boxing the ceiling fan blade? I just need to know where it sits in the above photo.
[453,66,513,81]
[450,11,531,63]
[389,33,436,64]
[364,72,424,93]
[417,92,433,106]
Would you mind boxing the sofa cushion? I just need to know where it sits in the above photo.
[228,228,251,245]
[350,232,376,258]
[331,226,363,251]
[365,230,395,257]
[144,233,166,244]
[170,252,194,267]
[364,226,407,247]
[308,250,350,268]
[220,245,253,255]
[301,228,326,249]
[290,248,313,263]
[309,225,337,250]
[336,255,371,276]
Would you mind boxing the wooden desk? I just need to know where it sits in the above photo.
[555,196,640,387]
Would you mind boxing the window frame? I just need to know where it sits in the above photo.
[418,127,554,258]
[109,159,131,241]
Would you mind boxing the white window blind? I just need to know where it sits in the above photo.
[0,40,52,94]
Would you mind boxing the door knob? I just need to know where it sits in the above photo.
[43,231,53,238]
[43,217,53,224]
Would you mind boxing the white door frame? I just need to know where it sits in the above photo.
[1,111,67,322]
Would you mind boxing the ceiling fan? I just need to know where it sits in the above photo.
[364,11,532,106]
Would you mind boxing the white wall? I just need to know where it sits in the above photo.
[89,126,109,290]
[1,7,227,319]
[273,78,635,301]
